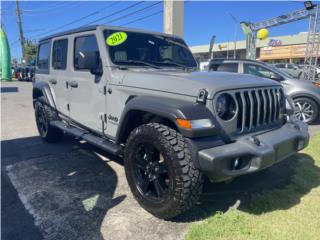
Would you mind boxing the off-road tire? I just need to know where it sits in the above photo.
[294,97,319,124]
[34,97,63,142]
[124,123,203,219]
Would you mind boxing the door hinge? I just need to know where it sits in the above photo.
[103,86,107,95]
[67,104,70,111]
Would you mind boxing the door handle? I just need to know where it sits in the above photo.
[69,81,78,88]
[49,79,57,84]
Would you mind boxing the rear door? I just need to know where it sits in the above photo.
[68,33,106,132]
[49,37,70,116]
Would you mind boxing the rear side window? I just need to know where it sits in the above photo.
[37,42,50,70]
[210,63,238,73]
[74,35,99,70]
[52,39,68,70]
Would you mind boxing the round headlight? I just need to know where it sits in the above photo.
[215,93,237,121]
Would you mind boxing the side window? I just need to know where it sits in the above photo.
[74,35,99,70]
[37,42,50,70]
[52,39,68,70]
[287,64,295,69]
[244,64,282,80]
[275,63,285,68]
[210,63,238,73]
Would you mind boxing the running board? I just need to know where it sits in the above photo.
[50,121,123,156]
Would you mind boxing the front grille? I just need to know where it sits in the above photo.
[234,87,284,133]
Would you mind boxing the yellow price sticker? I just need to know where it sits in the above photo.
[106,32,127,46]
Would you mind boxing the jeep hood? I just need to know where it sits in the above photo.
[121,70,280,99]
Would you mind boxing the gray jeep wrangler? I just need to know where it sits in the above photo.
[33,25,309,219]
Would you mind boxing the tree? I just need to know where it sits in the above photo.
[24,40,37,65]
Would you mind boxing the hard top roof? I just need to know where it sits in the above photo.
[39,25,183,42]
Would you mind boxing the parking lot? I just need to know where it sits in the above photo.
[2,81,320,240]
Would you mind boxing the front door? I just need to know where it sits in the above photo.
[68,33,106,132]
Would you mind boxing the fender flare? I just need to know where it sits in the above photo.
[290,92,320,107]
[32,81,56,109]
[116,95,225,142]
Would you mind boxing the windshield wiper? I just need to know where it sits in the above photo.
[114,60,161,69]
[152,60,193,70]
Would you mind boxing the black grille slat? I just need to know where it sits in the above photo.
[262,90,267,124]
[273,89,279,122]
[240,92,247,132]
[235,93,243,131]
[258,90,264,125]
[244,92,251,130]
[248,91,254,130]
[255,90,261,127]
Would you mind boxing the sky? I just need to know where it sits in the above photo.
[1,0,317,59]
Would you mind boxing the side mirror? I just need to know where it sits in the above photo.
[270,73,283,81]
[75,51,102,75]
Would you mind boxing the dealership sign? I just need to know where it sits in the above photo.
[268,39,282,46]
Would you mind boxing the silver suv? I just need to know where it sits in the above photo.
[273,63,303,79]
[210,59,320,124]
[33,25,309,219]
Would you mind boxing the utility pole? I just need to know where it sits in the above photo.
[164,0,184,37]
[15,0,25,61]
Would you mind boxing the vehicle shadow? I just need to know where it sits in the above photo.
[56,136,320,224]
[173,152,320,222]
[2,135,126,240]
[76,137,320,223]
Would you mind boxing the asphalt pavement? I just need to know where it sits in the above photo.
[1,81,320,240]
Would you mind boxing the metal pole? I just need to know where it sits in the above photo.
[227,41,229,59]
[228,12,239,59]
[15,0,25,61]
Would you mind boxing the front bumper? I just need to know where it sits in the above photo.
[198,120,309,182]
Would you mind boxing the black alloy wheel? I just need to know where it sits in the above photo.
[35,103,49,137]
[34,97,63,142]
[133,143,170,202]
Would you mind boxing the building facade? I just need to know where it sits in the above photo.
[190,32,317,64]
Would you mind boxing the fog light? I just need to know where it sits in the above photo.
[231,157,241,170]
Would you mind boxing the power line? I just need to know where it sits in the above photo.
[21,2,80,16]
[24,28,47,33]
[21,2,73,13]
[120,10,163,27]
[83,1,144,26]
[26,1,120,39]
[103,1,162,25]
[119,0,190,27]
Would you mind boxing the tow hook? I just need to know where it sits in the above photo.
[249,136,261,146]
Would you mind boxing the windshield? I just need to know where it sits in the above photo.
[104,30,197,69]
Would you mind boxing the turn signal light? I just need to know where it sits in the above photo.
[312,82,320,88]
[176,118,214,130]
[176,119,192,129]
